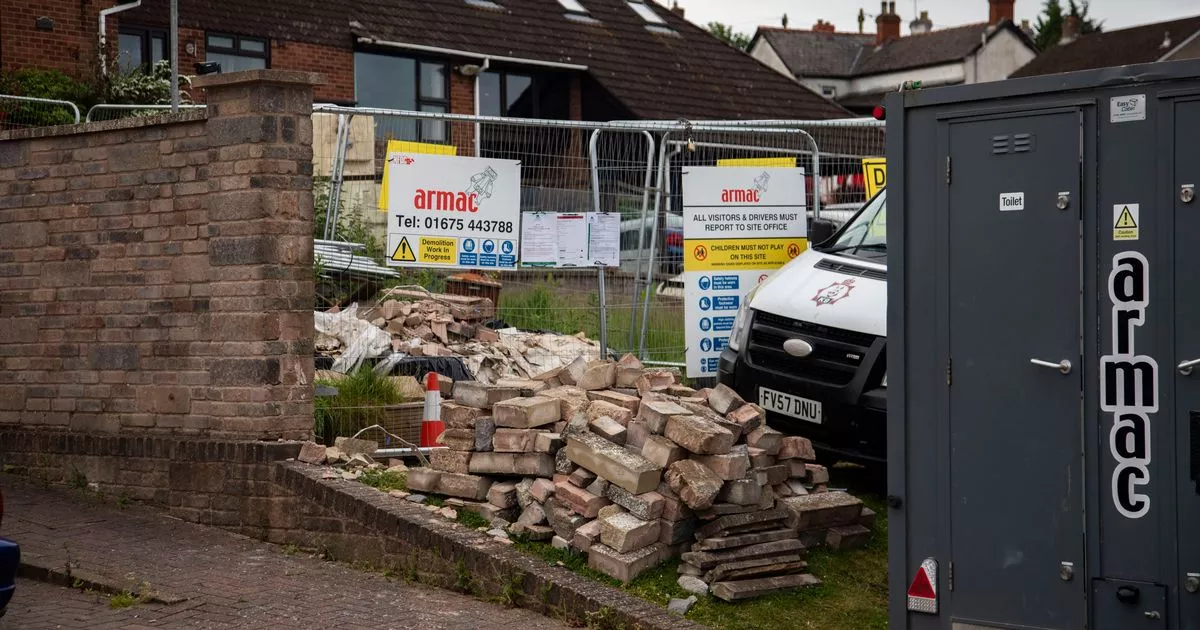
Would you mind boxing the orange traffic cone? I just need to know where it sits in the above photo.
[419,372,445,448]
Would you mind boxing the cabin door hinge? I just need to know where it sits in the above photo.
[946,358,952,387]
[945,156,952,184]
[948,561,955,591]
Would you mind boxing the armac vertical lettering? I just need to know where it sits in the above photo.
[1100,252,1159,519]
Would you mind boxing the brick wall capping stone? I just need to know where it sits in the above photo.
[192,70,326,90]
[0,109,207,143]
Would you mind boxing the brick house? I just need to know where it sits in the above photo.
[1010,13,1200,78]
[749,0,1038,115]
[3,0,849,123]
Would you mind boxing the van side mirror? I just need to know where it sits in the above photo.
[810,219,838,247]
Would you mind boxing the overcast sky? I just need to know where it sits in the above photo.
[668,0,1198,36]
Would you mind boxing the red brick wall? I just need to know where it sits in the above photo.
[271,40,354,104]
[0,0,107,77]
[0,70,319,440]
[449,70,476,155]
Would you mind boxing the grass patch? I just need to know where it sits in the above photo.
[516,483,887,630]
[358,467,408,493]
[109,592,137,609]
[314,365,409,445]
[498,281,685,365]
[456,510,490,529]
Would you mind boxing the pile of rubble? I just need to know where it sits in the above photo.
[402,353,873,603]
[315,289,599,383]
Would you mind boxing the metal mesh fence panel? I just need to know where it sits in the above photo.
[0,95,80,130]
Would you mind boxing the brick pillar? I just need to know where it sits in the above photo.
[192,70,323,440]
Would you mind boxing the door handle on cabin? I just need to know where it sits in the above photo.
[1031,358,1072,374]
[1179,359,1200,376]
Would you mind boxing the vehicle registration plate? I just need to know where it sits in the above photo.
[758,387,823,424]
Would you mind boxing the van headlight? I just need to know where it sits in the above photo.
[727,288,757,353]
[881,372,887,387]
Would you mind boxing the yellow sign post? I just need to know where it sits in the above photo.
[862,157,886,198]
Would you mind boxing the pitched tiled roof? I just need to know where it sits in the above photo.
[350,0,850,120]
[122,0,349,49]
[753,28,873,78]
[752,21,1032,78]
[1010,15,1200,78]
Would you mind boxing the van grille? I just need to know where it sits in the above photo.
[747,310,877,386]
[814,258,887,281]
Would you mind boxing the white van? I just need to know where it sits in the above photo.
[717,189,887,462]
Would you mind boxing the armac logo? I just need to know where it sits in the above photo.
[412,166,500,213]
[722,188,761,203]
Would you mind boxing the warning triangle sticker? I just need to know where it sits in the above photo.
[391,237,417,262]
[1115,206,1138,229]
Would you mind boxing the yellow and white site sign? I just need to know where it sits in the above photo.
[862,157,886,198]
[1114,203,1139,241]
[385,152,521,270]
[682,166,808,377]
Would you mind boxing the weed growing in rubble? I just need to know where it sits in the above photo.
[109,592,137,609]
[313,366,408,444]
[492,571,525,608]
[452,559,478,595]
[67,467,88,490]
[585,606,625,630]
[456,510,489,529]
[358,468,407,493]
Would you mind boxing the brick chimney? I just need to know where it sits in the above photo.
[813,19,836,33]
[1061,14,1081,44]
[670,1,684,18]
[989,0,1015,25]
[876,1,901,44]
[909,10,932,34]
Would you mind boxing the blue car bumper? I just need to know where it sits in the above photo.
[0,537,18,614]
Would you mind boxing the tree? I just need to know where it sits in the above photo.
[706,22,751,51]
[1034,0,1103,49]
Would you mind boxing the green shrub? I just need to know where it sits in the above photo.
[313,366,408,444]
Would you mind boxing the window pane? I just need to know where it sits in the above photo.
[240,38,267,53]
[206,52,267,72]
[151,35,167,64]
[479,71,502,117]
[627,1,665,24]
[118,33,144,74]
[505,74,532,113]
[354,53,416,111]
[420,103,447,142]
[420,62,446,99]
[207,35,235,49]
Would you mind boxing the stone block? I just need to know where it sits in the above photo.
[825,524,871,550]
[586,477,610,497]
[747,447,777,469]
[540,386,591,419]
[555,480,611,518]
[577,361,617,391]
[696,508,790,539]
[535,432,564,453]
[568,467,597,487]
[707,383,746,415]
[589,416,627,445]
[488,481,518,508]
[530,477,556,503]
[717,478,763,506]
[625,421,650,451]
[564,432,662,495]
[779,492,863,532]
[475,502,519,523]
[439,429,476,451]
[474,417,496,452]
[681,539,807,570]
[468,452,555,477]
[726,403,765,433]
[333,436,377,457]
[442,402,485,429]
[405,468,441,493]
[858,506,877,530]
[429,449,472,474]
[703,555,808,583]
[665,460,723,511]
[511,523,555,541]
[641,435,686,469]
[666,384,697,397]
[588,543,667,583]
[436,472,494,501]
[544,496,587,540]
[693,446,751,480]
[665,415,736,455]
[681,401,744,440]
[658,517,698,546]
[600,512,661,553]
[517,502,547,526]
[492,428,542,453]
[806,463,830,485]
[561,355,588,385]
[756,465,790,487]
[297,441,326,465]
[554,448,575,474]
[493,396,561,428]
[495,378,548,396]
[788,459,810,480]
[637,400,692,434]
[603,485,665,521]
[692,528,798,552]
[587,389,641,412]
[657,485,695,522]
[453,381,522,409]
[587,400,635,427]
[615,353,645,388]
[711,573,821,602]
[777,436,817,462]
[572,518,602,552]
